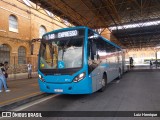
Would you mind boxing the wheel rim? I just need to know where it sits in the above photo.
[118,70,121,78]
[119,73,121,78]
[102,78,106,87]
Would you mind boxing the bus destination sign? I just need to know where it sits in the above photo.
[43,30,78,40]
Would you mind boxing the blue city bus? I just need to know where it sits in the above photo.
[38,26,124,94]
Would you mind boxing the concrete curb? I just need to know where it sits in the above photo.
[0,93,51,111]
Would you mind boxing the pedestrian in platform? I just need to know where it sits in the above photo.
[3,61,9,87]
[150,60,153,68]
[0,63,10,92]
[27,61,32,79]
[129,57,134,69]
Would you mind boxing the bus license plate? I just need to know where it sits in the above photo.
[54,89,63,92]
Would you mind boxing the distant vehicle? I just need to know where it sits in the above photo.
[38,26,126,94]
[153,61,160,67]
[144,59,160,67]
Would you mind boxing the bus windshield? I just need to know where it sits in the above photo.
[39,34,84,70]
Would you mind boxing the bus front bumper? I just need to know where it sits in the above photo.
[38,78,92,94]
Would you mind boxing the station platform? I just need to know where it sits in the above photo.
[131,64,160,71]
[0,77,50,111]
[0,65,160,111]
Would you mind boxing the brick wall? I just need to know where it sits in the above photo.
[0,0,66,73]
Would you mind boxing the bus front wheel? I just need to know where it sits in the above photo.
[99,74,107,92]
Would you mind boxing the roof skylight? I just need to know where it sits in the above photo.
[109,20,160,31]
[23,0,32,7]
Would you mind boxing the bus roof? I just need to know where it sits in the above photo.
[43,26,87,36]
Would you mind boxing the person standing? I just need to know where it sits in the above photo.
[129,57,134,69]
[27,61,32,79]
[150,60,153,68]
[4,61,9,75]
[3,61,9,87]
[0,63,10,92]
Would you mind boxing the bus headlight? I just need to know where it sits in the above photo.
[73,72,86,82]
[38,74,45,82]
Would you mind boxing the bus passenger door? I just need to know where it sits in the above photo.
[88,39,101,92]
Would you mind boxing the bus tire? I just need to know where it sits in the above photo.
[99,74,107,92]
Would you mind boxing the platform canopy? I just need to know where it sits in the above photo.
[30,0,160,48]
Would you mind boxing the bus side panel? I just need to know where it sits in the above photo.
[89,66,102,92]
[86,28,123,92]
[96,65,106,91]
[100,56,117,83]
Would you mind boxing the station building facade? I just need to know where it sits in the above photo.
[0,0,67,74]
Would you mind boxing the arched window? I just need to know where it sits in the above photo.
[18,46,26,64]
[9,15,18,32]
[39,25,46,38]
[0,44,10,63]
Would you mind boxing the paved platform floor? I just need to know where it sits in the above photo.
[0,66,160,120]
[18,69,160,120]
[0,78,41,107]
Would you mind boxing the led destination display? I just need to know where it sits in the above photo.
[43,30,78,40]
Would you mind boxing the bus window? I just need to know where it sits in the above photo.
[88,31,100,73]
[39,30,84,70]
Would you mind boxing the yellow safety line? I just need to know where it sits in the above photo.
[0,92,41,105]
